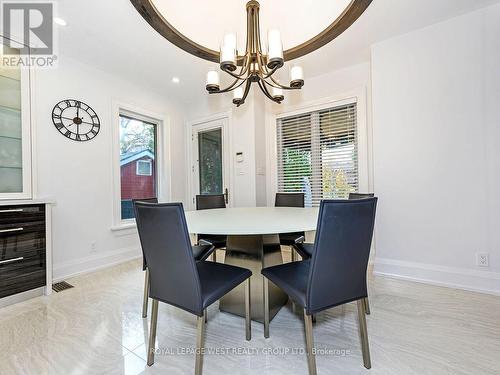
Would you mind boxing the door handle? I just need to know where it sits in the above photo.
[224,188,229,204]
[0,257,24,265]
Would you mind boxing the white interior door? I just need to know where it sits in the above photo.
[191,118,231,207]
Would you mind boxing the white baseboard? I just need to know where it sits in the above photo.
[52,246,141,282]
[373,257,500,296]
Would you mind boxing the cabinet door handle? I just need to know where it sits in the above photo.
[0,227,24,233]
[0,209,23,213]
[0,257,24,265]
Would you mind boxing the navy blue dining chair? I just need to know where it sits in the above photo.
[196,194,227,263]
[135,202,252,375]
[262,198,377,374]
[275,193,306,262]
[293,192,375,315]
[133,198,215,319]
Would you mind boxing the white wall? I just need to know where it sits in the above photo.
[33,54,186,280]
[371,4,500,294]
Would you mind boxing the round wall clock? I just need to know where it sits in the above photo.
[51,99,100,142]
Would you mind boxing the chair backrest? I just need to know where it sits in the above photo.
[196,194,226,210]
[135,202,203,316]
[306,198,377,314]
[132,198,159,270]
[275,192,305,208]
[349,192,374,200]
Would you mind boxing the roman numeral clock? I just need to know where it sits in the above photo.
[51,99,100,141]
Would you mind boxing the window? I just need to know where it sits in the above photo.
[276,102,358,207]
[119,113,157,220]
[136,160,152,176]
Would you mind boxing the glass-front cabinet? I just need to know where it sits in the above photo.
[0,38,32,199]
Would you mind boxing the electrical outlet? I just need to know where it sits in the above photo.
[90,242,97,253]
[476,253,489,267]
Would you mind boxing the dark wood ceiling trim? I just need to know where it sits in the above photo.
[130,0,372,64]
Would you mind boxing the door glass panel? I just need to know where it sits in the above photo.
[119,115,157,220]
[0,45,22,193]
[198,128,223,195]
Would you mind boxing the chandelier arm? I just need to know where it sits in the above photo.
[257,79,281,103]
[234,79,253,107]
[268,74,300,90]
[210,77,247,94]
[262,64,279,79]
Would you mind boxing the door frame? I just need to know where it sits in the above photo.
[186,112,233,210]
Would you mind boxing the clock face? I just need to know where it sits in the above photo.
[51,99,100,142]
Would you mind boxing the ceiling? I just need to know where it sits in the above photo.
[55,0,500,106]
[150,0,353,52]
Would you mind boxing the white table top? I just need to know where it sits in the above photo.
[185,207,319,235]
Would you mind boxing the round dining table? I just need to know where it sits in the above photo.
[185,206,319,323]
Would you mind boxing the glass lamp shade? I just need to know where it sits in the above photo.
[267,29,283,69]
[220,33,237,71]
[232,86,244,104]
[272,87,284,101]
[290,66,304,88]
[206,70,220,92]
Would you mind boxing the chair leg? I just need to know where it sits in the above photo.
[357,300,371,369]
[195,314,206,375]
[147,298,159,366]
[263,277,270,338]
[291,247,297,262]
[304,310,317,375]
[142,268,150,318]
[204,308,207,323]
[212,249,217,263]
[364,297,371,315]
[245,278,251,341]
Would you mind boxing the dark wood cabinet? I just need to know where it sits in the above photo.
[0,204,47,299]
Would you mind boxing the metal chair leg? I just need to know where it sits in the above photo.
[357,299,371,369]
[245,278,251,341]
[304,310,317,375]
[364,297,371,315]
[142,268,150,318]
[195,314,206,375]
[212,250,217,263]
[263,277,270,338]
[147,299,159,366]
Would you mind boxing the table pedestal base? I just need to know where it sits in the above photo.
[219,234,288,323]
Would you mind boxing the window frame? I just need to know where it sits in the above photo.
[136,159,153,176]
[266,89,371,207]
[111,102,171,231]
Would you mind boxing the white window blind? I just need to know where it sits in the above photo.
[277,102,358,207]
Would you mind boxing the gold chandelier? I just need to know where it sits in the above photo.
[205,1,304,106]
